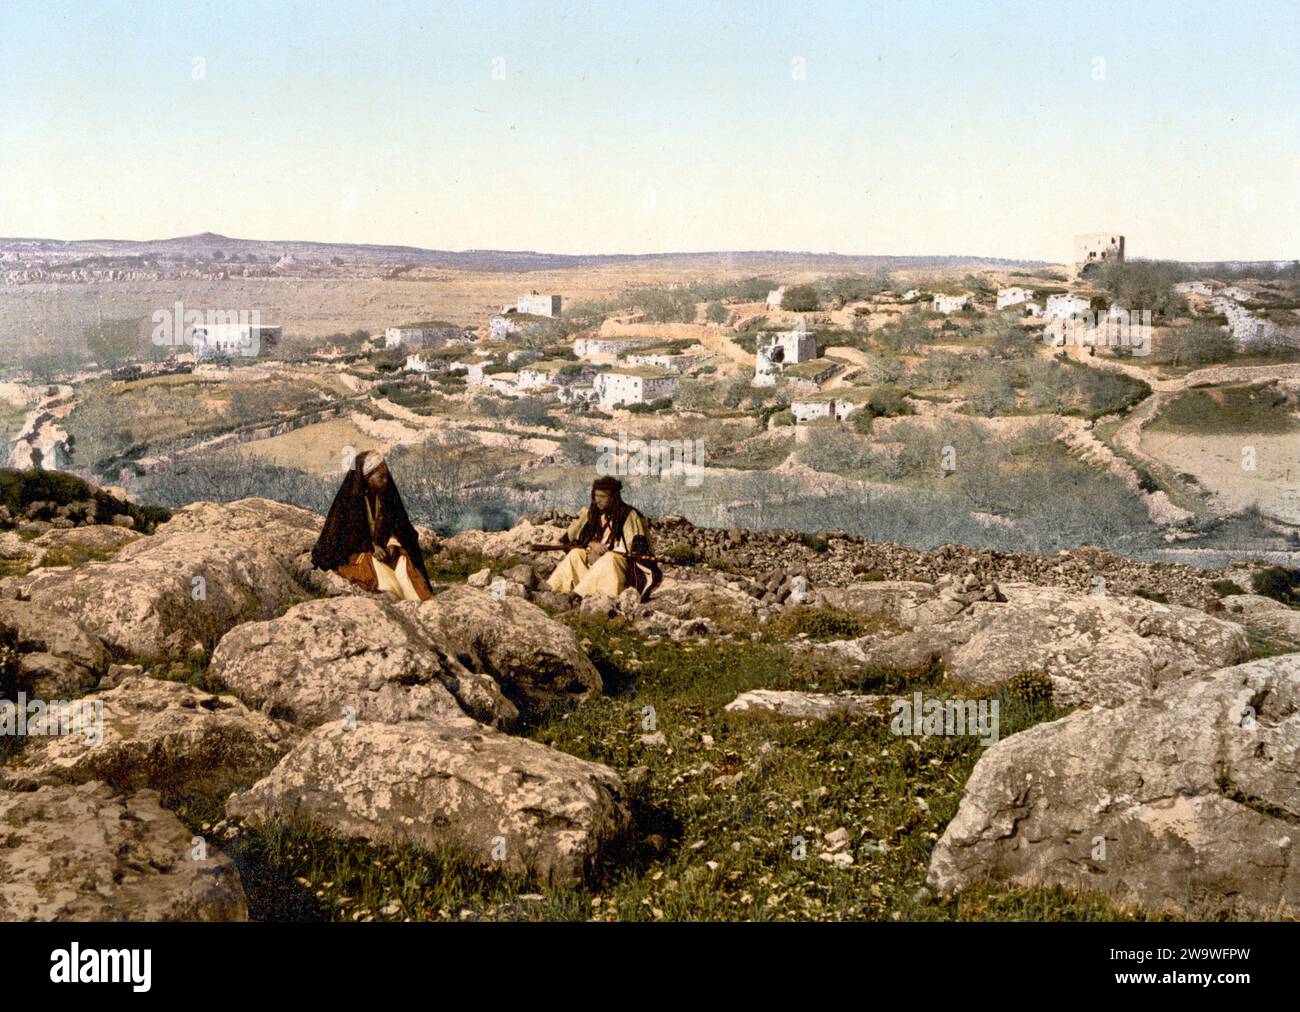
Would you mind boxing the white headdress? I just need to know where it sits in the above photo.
[361,451,386,476]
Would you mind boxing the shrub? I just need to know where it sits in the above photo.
[1006,670,1054,706]
[799,533,829,553]
[769,606,864,641]
[663,543,697,565]
[1210,579,1243,598]
[781,285,819,313]
[1251,567,1300,606]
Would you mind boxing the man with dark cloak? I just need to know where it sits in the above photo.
[311,450,433,601]
[546,476,656,598]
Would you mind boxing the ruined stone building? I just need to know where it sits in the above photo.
[1073,232,1125,273]
[753,318,818,386]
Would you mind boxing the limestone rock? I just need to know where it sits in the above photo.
[208,595,517,730]
[1221,594,1300,640]
[0,599,108,697]
[0,782,248,921]
[724,689,889,722]
[2,675,291,799]
[153,497,322,567]
[11,528,306,664]
[412,585,601,715]
[441,520,569,561]
[32,523,142,554]
[822,583,1249,707]
[927,654,1300,919]
[226,719,630,886]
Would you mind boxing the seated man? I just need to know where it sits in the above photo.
[311,450,434,602]
[547,476,655,599]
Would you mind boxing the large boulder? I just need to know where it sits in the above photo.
[0,599,108,697]
[0,781,248,921]
[226,718,631,886]
[7,527,307,664]
[412,586,602,716]
[440,519,568,561]
[155,496,326,587]
[32,523,142,555]
[927,654,1300,919]
[822,582,1249,707]
[208,596,517,729]
[153,497,322,567]
[1221,594,1300,640]
[2,675,291,799]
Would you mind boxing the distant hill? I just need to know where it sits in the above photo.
[0,233,1048,273]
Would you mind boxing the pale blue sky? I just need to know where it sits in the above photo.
[1,0,1297,261]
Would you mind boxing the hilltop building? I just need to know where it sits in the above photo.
[1074,232,1125,273]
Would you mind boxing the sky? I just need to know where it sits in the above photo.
[1,0,1298,261]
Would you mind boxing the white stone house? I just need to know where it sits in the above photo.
[996,287,1035,309]
[1211,298,1299,351]
[789,389,870,424]
[932,294,974,314]
[899,289,920,301]
[517,360,595,390]
[403,353,443,373]
[489,315,522,340]
[594,367,678,409]
[516,292,563,317]
[573,335,660,359]
[765,287,786,310]
[1044,294,1092,320]
[623,344,707,373]
[190,323,280,360]
[383,325,467,349]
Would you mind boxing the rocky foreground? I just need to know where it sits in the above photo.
[0,497,1296,921]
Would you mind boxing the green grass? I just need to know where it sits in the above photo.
[1149,385,1299,436]
[206,614,1146,921]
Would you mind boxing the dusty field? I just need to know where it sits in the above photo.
[211,417,383,476]
[1140,428,1300,523]
[0,261,1007,361]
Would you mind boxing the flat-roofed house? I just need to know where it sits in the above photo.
[190,322,280,360]
[516,292,563,317]
[594,367,678,409]
[997,287,1035,309]
[932,294,973,314]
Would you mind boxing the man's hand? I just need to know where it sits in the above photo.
[586,541,608,562]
